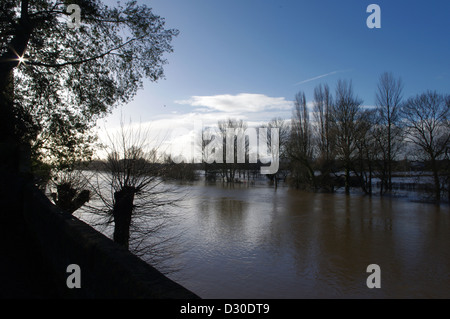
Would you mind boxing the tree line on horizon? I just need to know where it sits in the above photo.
[161,72,449,202]
[72,72,450,203]
[284,73,449,202]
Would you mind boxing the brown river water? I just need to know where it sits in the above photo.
[77,180,450,298]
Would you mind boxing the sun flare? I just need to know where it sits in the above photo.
[16,54,27,66]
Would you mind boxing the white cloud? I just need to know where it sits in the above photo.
[96,111,289,161]
[96,92,296,161]
[175,93,292,113]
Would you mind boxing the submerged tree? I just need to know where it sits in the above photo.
[312,83,336,191]
[288,91,315,189]
[375,72,404,193]
[217,118,249,183]
[330,79,364,194]
[263,117,290,188]
[402,91,450,201]
[0,0,178,170]
[353,108,378,195]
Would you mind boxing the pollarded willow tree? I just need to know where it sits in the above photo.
[87,122,183,271]
[0,0,178,170]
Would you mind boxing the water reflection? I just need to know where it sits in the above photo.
[272,192,450,298]
[90,180,450,298]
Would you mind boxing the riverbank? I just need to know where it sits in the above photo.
[0,174,58,298]
[0,172,200,299]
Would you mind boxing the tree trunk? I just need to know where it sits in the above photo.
[387,120,392,192]
[379,172,384,196]
[345,165,350,195]
[112,186,136,249]
[0,69,15,142]
[431,158,441,201]
[0,0,32,170]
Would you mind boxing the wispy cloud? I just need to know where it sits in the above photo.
[175,93,292,113]
[294,69,352,86]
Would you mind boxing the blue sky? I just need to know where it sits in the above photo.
[99,0,450,153]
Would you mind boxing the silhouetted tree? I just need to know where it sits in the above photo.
[161,153,198,181]
[353,109,378,195]
[217,118,249,183]
[330,79,364,194]
[312,83,336,191]
[0,0,178,170]
[88,122,181,269]
[288,91,316,189]
[402,91,450,201]
[375,72,404,193]
[264,117,290,188]
[50,169,91,214]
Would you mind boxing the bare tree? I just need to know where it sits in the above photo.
[330,79,364,194]
[402,91,450,201]
[313,84,334,160]
[375,72,404,193]
[313,83,336,191]
[49,169,91,214]
[87,121,182,271]
[267,117,290,161]
[445,95,450,200]
[353,109,378,195]
[217,118,249,183]
[264,117,290,188]
[288,91,316,189]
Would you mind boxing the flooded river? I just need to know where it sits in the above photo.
[78,180,450,298]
